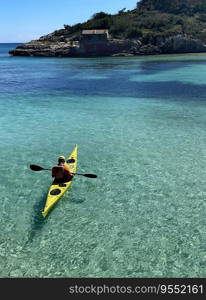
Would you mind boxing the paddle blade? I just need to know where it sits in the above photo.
[30,164,44,171]
[83,174,97,178]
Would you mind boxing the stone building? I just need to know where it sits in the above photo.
[81,29,109,41]
[77,29,110,55]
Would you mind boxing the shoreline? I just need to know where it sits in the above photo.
[7,51,206,58]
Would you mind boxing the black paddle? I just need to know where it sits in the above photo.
[29,164,97,178]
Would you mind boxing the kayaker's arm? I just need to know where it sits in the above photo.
[30,165,97,178]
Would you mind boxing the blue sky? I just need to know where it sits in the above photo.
[0,0,138,42]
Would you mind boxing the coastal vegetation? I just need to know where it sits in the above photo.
[51,0,206,44]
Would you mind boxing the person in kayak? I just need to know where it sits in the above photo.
[52,156,74,182]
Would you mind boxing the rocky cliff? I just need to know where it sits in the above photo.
[9,34,206,57]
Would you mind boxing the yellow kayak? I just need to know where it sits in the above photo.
[42,144,78,217]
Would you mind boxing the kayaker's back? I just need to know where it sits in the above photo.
[52,165,64,179]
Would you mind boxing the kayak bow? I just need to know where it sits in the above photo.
[42,144,78,217]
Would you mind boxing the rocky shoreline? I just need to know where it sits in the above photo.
[9,34,206,57]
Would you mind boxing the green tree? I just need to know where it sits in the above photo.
[92,12,110,19]
[137,0,206,15]
[126,28,142,38]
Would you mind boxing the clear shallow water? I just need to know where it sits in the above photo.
[1,44,206,277]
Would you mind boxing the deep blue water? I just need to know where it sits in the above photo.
[1,44,206,277]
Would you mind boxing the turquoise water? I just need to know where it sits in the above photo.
[1,44,206,277]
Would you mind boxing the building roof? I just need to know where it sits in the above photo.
[82,29,109,35]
